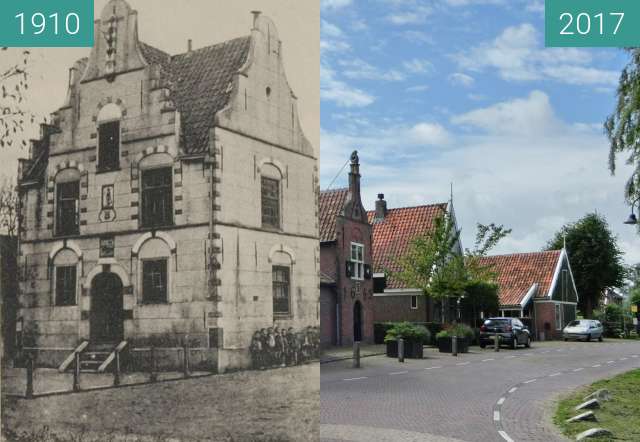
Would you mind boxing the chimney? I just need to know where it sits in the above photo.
[375,194,387,221]
[251,10,262,28]
[348,150,361,198]
[187,39,193,53]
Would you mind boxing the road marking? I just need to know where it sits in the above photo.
[592,364,601,368]
[620,357,628,361]
[549,372,561,377]
[456,362,470,366]
[389,371,408,376]
[498,430,514,442]
[343,377,367,381]
[542,351,550,354]
[606,361,615,364]
[631,355,638,358]
[482,358,495,362]
[573,368,584,372]
[424,366,442,370]
[556,349,563,352]
[524,378,537,384]
[508,387,517,394]
[493,410,500,421]
[497,397,506,405]
[523,353,533,356]
[505,355,516,359]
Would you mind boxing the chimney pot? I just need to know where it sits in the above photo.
[375,193,387,221]
[188,39,193,52]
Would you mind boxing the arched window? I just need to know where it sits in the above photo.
[55,168,80,237]
[260,163,282,229]
[138,237,172,304]
[53,249,79,306]
[97,103,122,172]
[271,250,292,317]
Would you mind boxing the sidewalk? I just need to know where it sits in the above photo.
[320,344,386,363]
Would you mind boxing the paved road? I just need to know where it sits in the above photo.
[321,340,640,442]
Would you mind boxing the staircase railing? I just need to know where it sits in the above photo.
[58,341,89,373]
[98,341,128,373]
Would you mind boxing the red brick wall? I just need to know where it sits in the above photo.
[534,301,560,340]
[373,294,425,323]
[320,285,336,346]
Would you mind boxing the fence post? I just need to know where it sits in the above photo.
[150,346,158,382]
[452,335,458,357]
[183,340,190,378]
[398,338,405,363]
[25,354,34,399]
[73,351,81,392]
[494,332,500,352]
[352,341,360,368]
[113,350,121,386]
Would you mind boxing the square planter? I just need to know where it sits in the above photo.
[437,336,469,353]
[386,340,424,359]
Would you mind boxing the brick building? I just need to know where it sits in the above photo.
[319,152,374,346]
[478,249,578,340]
[16,0,318,372]
[369,196,462,325]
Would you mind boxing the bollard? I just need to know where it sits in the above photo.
[352,341,361,368]
[73,351,81,391]
[183,340,190,378]
[452,335,458,357]
[494,332,500,352]
[113,350,121,387]
[25,354,34,399]
[398,338,405,363]
[150,346,158,382]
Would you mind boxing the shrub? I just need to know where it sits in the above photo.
[436,323,474,341]
[384,322,429,343]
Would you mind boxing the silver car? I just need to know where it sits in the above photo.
[563,320,603,342]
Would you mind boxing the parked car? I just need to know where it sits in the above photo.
[562,319,603,342]
[479,317,531,349]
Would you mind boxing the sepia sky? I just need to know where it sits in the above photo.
[0,0,319,179]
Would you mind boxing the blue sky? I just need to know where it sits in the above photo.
[320,0,640,265]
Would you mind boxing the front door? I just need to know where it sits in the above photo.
[90,272,124,344]
[353,301,362,342]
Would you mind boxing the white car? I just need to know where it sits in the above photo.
[563,320,604,342]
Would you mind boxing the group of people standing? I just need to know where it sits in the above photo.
[250,326,319,370]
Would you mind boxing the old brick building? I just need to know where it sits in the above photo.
[16,0,318,372]
[319,152,374,346]
[478,249,578,340]
[369,196,462,325]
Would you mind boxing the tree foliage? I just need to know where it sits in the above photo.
[547,213,626,318]
[605,49,640,213]
[0,176,18,237]
[0,47,34,149]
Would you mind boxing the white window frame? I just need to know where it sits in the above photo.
[555,303,562,330]
[350,242,364,281]
[410,295,418,310]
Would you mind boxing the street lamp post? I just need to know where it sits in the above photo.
[623,196,640,225]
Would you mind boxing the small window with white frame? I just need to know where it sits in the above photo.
[411,295,418,310]
[350,242,364,280]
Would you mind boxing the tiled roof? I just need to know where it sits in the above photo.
[319,188,349,242]
[367,203,448,289]
[139,36,252,155]
[478,250,562,307]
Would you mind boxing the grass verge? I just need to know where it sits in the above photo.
[554,369,640,441]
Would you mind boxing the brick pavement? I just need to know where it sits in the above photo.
[321,340,640,442]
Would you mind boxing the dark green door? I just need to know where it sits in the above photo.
[90,273,124,344]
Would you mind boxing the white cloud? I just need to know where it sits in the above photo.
[321,20,351,54]
[321,0,352,11]
[400,30,434,45]
[406,84,430,92]
[320,91,640,264]
[409,123,451,145]
[454,23,618,86]
[340,59,406,81]
[448,72,475,87]
[444,0,506,5]
[403,58,434,74]
[321,65,375,107]
[451,90,562,136]
[387,6,432,25]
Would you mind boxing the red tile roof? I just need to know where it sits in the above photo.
[367,203,448,289]
[319,188,349,242]
[478,250,562,307]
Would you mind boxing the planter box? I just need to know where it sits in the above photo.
[437,336,469,353]
[386,340,424,359]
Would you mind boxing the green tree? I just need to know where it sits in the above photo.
[547,213,626,319]
[390,210,509,324]
[605,49,640,216]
